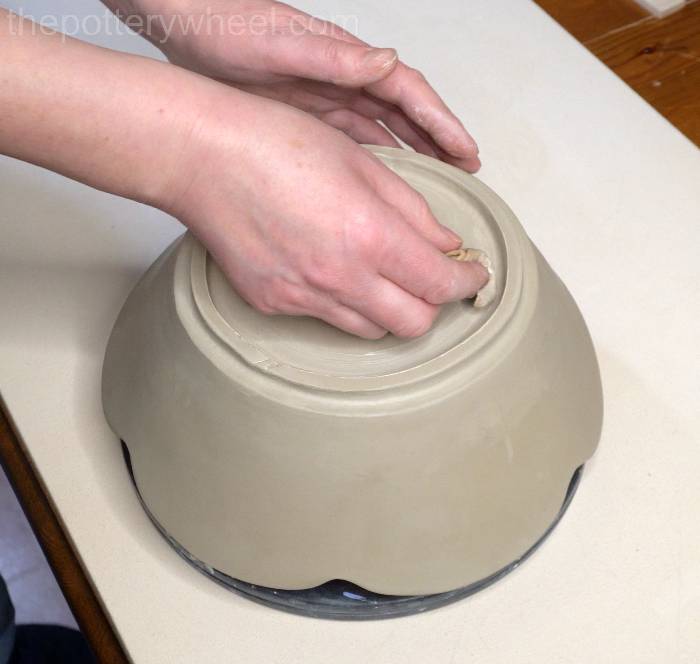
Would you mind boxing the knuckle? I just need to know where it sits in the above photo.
[407,66,427,83]
[411,191,433,220]
[255,277,305,314]
[364,328,389,340]
[252,297,278,316]
[423,278,455,305]
[322,108,350,127]
[279,280,313,312]
[304,260,344,295]
[323,38,343,70]
[344,213,384,258]
[279,290,306,312]
[392,308,437,338]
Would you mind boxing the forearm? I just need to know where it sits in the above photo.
[0,7,210,209]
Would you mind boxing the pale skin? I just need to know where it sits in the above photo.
[0,2,488,339]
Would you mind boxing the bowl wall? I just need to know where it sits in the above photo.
[102,149,603,595]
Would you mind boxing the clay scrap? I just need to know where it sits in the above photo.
[446,248,497,308]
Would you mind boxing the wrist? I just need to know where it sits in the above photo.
[155,83,264,224]
[129,64,234,215]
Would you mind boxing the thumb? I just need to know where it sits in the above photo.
[271,34,398,87]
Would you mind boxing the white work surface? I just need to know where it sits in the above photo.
[1,1,699,662]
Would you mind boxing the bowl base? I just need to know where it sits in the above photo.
[121,441,582,620]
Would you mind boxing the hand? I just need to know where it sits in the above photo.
[0,8,486,339]
[106,0,481,172]
[164,87,488,338]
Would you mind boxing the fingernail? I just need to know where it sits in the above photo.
[363,48,398,72]
[441,225,462,245]
[462,125,479,152]
[460,135,479,157]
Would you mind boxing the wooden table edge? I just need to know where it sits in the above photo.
[0,398,130,664]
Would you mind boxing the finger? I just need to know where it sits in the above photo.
[374,174,462,252]
[350,95,440,158]
[365,63,479,166]
[287,18,481,170]
[300,16,366,44]
[315,304,388,339]
[433,144,482,173]
[375,217,489,304]
[263,278,388,339]
[361,94,479,171]
[307,79,481,172]
[285,83,449,167]
[341,275,441,339]
[266,32,399,87]
[300,86,481,171]
[238,81,443,164]
[318,109,401,148]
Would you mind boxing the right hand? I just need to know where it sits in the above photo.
[164,87,488,339]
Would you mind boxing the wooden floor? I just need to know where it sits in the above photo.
[535,0,700,146]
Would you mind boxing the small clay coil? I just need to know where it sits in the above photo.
[446,248,496,308]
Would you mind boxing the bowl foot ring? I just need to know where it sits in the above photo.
[121,441,582,620]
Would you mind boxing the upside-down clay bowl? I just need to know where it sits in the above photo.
[102,146,603,599]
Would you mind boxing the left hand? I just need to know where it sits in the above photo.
[104,0,481,172]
